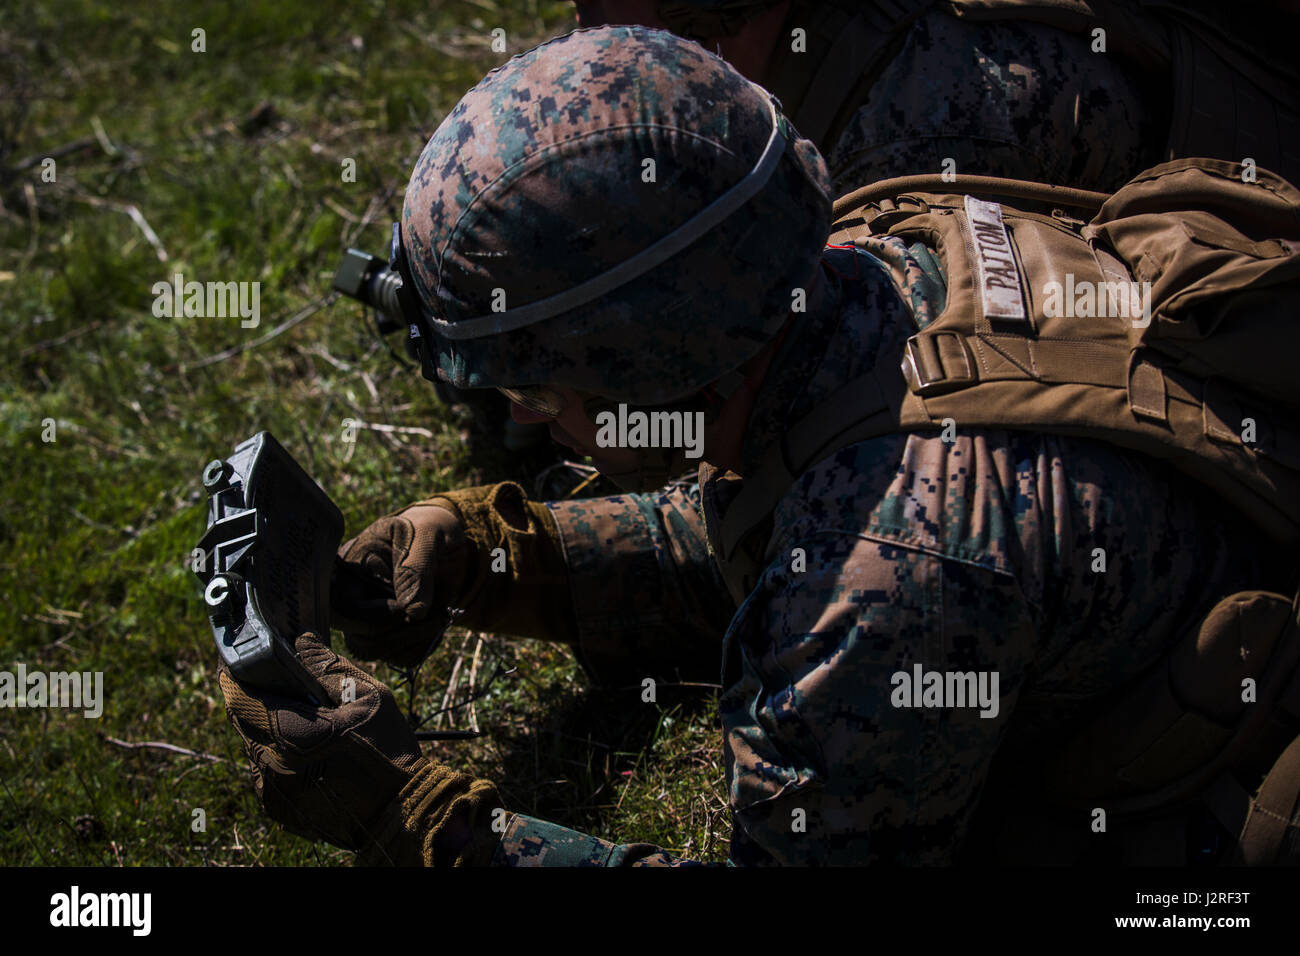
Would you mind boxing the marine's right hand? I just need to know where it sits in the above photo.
[330,500,470,667]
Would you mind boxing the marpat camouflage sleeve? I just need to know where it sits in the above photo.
[546,481,735,686]
[468,484,734,865]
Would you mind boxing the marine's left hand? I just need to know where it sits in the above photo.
[217,631,503,865]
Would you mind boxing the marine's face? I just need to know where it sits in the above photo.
[506,385,646,476]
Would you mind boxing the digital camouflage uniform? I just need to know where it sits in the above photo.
[761,0,1300,195]
[636,0,1165,195]
[338,26,1284,865]
[812,7,1161,195]
[487,241,1280,865]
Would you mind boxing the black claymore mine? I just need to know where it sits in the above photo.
[194,432,344,703]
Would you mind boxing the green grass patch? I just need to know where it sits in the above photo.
[0,0,727,866]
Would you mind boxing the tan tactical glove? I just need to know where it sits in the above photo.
[217,631,502,866]
[332,481,575,666]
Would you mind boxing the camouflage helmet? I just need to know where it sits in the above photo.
[401,25,831,406]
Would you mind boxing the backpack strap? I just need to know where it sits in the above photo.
[832,172,1109,219]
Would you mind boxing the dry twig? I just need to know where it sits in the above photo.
[67,193,168,261]
[102,735,226,764]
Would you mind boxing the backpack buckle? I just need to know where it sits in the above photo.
[864,194,931,233]
[901,333,976,395]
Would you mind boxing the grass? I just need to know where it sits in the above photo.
[0,0,728,866]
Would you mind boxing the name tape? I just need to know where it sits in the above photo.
[963,195,1026,323]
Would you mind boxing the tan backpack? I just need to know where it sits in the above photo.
[713,158,1300,863]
